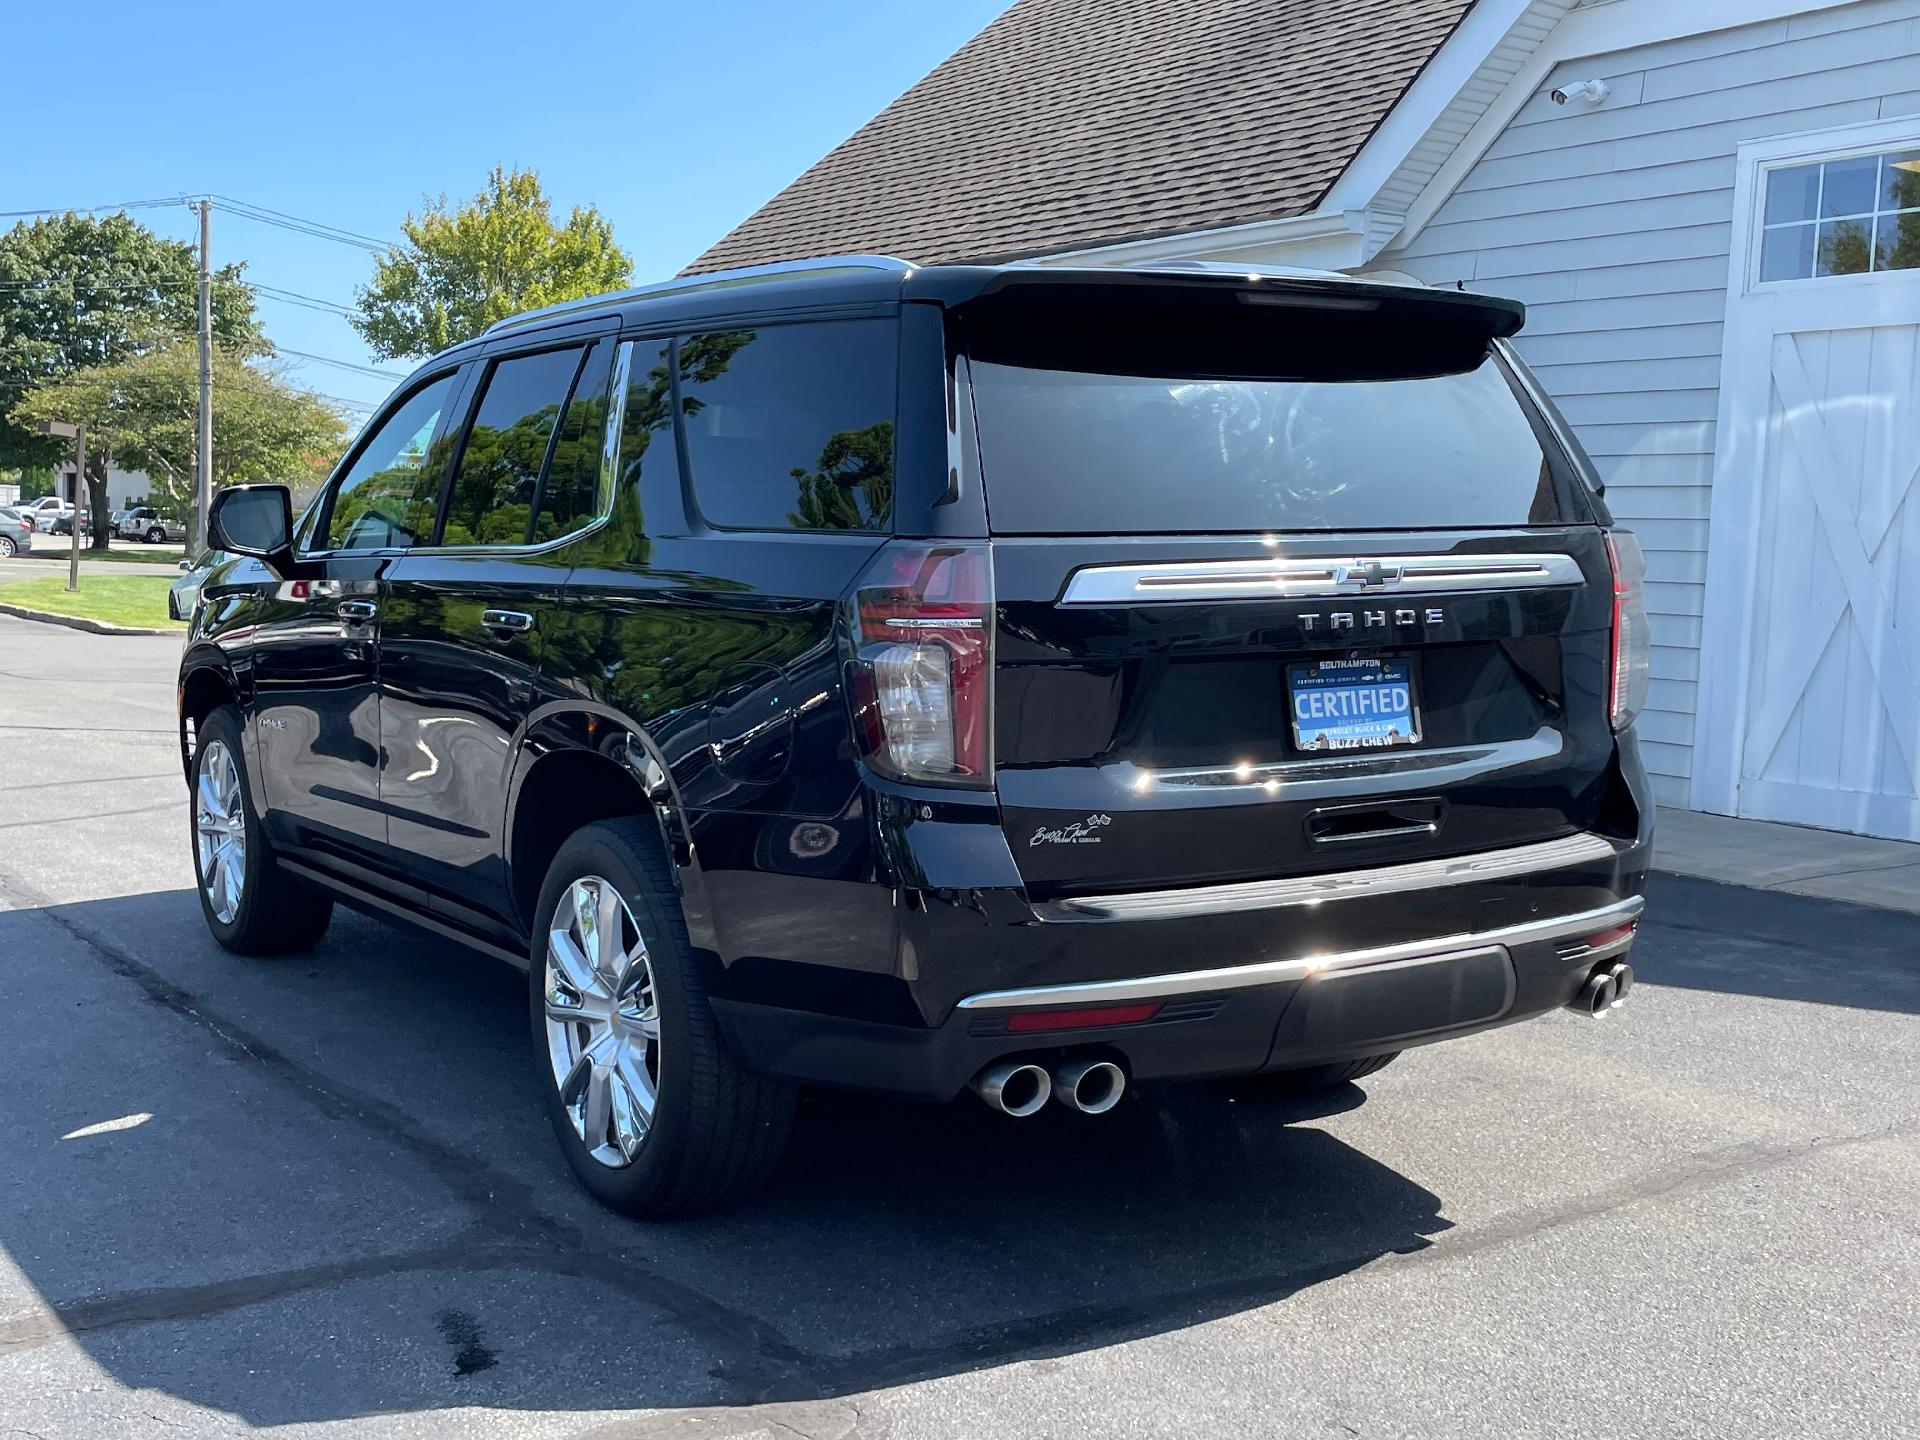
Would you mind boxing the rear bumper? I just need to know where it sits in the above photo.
[712,825,1653,1102]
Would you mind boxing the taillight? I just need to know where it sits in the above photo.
[1606,530,1650,733]
[846,541,993,786]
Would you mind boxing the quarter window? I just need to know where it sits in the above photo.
[677,320,896,532]
[1760,148,1920,281]
[442,347,586,547]
[321,373,457,552]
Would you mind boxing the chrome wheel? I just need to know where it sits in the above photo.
[194,739,247,924]
[542,875,660,1168]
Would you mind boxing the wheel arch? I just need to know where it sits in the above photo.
[177,649,242,783]
[503,704,709,946]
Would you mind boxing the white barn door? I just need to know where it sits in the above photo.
[1697,120,1920,840]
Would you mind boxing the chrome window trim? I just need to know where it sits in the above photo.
[1034,831,1619,923]
[957,895,1644,1010]
[1058,552,1584,605]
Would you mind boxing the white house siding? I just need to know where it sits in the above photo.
[1356,0,1920,809]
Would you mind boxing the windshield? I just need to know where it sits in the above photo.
[969,353,1580,535]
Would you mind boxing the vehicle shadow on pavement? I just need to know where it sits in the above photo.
[1637,873,1920,1014]
[0,889,1460,1426]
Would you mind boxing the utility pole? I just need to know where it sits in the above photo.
[34,420,82,591]
[194,198,213,556]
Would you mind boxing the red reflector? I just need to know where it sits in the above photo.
[1006,1002,1163,1033]
[1582,922,1637,950]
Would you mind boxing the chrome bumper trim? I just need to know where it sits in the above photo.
[1058,552,1584,605]
[1034,831,1620,923]
[957,896,1645,1010]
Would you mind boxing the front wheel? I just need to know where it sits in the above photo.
[530,819,795,1218]
[190,706,333,954]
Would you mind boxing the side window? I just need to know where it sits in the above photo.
[677,319,897,531]
[442,346,585,547]
[532,341,614,544]
[320,374,457,552]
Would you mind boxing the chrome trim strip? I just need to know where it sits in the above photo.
[1034,831,1618,923]
[1059,552,1584,606]
[957,896,1645,1010]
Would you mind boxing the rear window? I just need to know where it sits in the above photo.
[969,351,1578,535]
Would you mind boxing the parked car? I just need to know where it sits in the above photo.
[48,509,90,537]
[18,496,69,532]
[117,506,175,543]
[169,550,226,619]
[0,508,31,558]
[179,259,1654,1218]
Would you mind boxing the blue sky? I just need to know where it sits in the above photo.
[9,0,1006,422]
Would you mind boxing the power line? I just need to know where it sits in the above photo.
[208,194,395,253]
[0,197,189,219]
[273,345,405,381]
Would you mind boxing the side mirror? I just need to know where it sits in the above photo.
[208,485,294,572]
[177,558,194,572]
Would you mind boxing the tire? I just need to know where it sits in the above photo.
[530,818,795,1218]
[1253,1052,1400,1093]
[189,706,333,955]
[0,536,15,558]
[146,526,166,544]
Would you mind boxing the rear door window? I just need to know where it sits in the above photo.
[532,341,614,544]
[677,320,896,532]
[970,354,1570,535]
[442,346,586,546]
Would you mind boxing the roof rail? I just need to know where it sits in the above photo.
[482,254,918,337]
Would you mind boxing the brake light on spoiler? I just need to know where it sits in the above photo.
[846,541,994,786]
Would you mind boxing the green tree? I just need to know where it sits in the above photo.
[0,210,259,544]
[352,167,632,359]
[11,343,347,534]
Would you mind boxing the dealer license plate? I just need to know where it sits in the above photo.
[1287,659,1420,752]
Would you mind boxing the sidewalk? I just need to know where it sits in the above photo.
[1654,807,1920,917]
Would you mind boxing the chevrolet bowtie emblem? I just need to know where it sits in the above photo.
[1337,560,1403,588]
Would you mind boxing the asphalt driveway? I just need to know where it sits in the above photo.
[0,613,1914,1438]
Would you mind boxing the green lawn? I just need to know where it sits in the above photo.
[0,574,183,629]
[22,544,188,566]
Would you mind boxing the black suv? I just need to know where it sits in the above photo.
[181,259,1653,1217]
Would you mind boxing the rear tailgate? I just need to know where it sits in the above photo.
[955,272,1616,897]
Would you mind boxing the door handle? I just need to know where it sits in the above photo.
[481,609,535,636]
[336,599,378,624]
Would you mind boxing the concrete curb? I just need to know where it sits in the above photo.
[0,601,178,637]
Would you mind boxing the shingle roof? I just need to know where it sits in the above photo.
[685,0,1475,275]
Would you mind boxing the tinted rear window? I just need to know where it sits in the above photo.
[969,354,1575,535]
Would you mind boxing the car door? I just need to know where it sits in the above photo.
[250,367,466,868]
[377,329,617,925]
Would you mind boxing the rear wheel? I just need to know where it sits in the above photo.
[190,706,333,954]
[1253,1052,1400,1093]
[530,819,795,1218]
[146,526,166,544]
[0,536,15,558]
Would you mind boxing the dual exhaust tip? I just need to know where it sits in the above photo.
[1572,960,1634,1018]
[974,1057,1125,1116]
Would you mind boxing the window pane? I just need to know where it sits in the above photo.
[616,339,680,493]
[678,321,896,532]
[971,357,1563,533]
[1816,218,1874,276]
[1764,163,1821,224]
[1820,155,1878,217]
[532,342,614,544]
[1876,209,1920,271]
[1884,151,1920,212]
[1759,222,1815,282]
[442,347,583,547]
[324,374,457,552]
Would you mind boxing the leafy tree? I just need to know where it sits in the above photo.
[11,343,347,531]
[788,423,894,530]
[353,167,633,359]
[0,210,259,544]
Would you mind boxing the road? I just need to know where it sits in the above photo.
[0,613,1914,1438]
